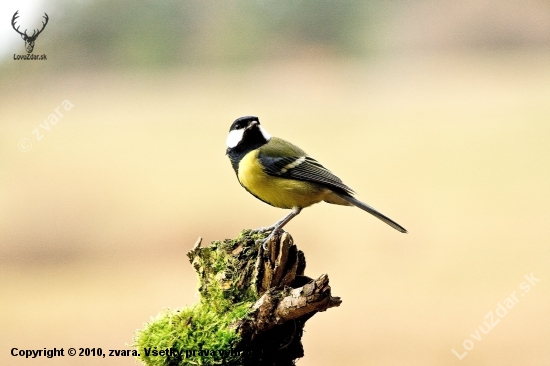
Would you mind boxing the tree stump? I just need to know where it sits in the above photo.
[134,229,341,366]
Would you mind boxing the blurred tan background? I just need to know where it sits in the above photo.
[1,1,549,365]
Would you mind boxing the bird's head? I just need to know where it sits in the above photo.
[226,116,271,151]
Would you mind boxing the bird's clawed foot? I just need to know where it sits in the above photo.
[252,207,302,251]
[254,228,281,251]
[252,226,278,250]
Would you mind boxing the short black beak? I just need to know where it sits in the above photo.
[246,121,258,130]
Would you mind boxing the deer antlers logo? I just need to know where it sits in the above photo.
[12,10,49,54]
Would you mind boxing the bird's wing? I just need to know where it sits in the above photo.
[258,138,354,194]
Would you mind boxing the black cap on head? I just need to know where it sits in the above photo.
[229,116,260,131]
[226,114,271,165]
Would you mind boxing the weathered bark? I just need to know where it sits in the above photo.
[188,230,341,366]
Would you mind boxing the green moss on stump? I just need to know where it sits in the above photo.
[134,230,266,366]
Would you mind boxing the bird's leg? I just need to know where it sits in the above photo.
[253,207,302,233]
[256,207,302,250]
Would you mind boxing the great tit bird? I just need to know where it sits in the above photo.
[225,116,407,243]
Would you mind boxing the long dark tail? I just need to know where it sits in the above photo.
[335,193,408,233]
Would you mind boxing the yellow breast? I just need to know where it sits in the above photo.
[237,150,328,209]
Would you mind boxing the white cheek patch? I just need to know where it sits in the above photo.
[259,126,271,141]
[226,128,245,148]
